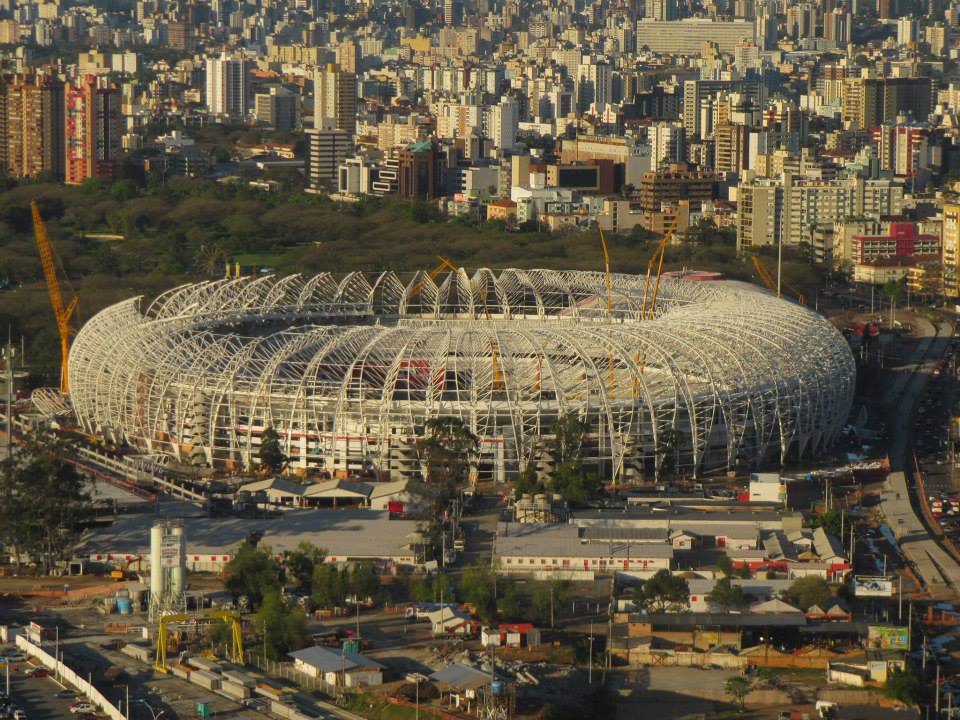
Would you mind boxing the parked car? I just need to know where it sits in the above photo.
[24,668,48,678]
[69,703,95,715]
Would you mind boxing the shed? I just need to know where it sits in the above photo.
[288,645,384,687]
[303,479,372,508]
[238,478,304,506]
[430,663,491,709]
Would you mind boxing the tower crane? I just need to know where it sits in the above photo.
[31,200,78,395]
[751,255,806,305]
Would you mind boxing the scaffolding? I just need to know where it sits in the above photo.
[67,269,855,482]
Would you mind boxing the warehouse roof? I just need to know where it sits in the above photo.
[77,505,421,559]
[580,527,669,542]
[495,523,674,560]
[303,479,372,499]
[628,612,808,628]
[430,663,491,689]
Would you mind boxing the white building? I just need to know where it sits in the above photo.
[485,97,518,152]
[649,121,686,170]
[205,53,247,119]
[289,646,384,687]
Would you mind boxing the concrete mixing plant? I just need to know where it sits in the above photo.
[149,521,187,620]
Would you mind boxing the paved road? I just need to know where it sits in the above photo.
[5,660,81,720]
[880,315,960,596]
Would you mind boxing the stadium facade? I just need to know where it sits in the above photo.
[67,269,855,482]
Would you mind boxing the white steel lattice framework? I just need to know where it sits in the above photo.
[67,269,855,482]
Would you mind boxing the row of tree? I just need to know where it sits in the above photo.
[0,432,92,573]
[630,569,832,613]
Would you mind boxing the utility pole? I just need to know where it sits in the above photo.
[588,622,594,685]
[3,339,12,460]
[356,599,360,641]
[899,575,903,622]
[937,664,942,715]
[550,587,555,629]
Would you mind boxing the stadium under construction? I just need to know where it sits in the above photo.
[65,269,856,483]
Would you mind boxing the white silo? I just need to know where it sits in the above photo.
[149,523,164,608]
[169,523,186,596]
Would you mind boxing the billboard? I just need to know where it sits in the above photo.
[867,626,909,650]
[854,575,894,598]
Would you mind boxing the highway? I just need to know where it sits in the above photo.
[880,315,960,597]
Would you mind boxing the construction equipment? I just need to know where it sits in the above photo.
[598,228,613,320]
[408,256,458,301]
[31,200,78,395]
[751,255,806,305]
[155,610,244,671]
[640,215,680,320]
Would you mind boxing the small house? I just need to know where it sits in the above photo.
[288,645,384,687]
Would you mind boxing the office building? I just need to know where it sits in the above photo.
[714,123,749,175]
[635,19,755,54]
[254,86,298,131]
[306,127,353,190]
[398,141,444,200]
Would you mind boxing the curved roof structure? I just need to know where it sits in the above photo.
[67,269,855,481]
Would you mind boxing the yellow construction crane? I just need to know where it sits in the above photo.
[155,610,244,672]
[598,228,613,320]
[408,256,458,301]
[751,255,806,305]
[640,215,680,321]
[31,200,78,396]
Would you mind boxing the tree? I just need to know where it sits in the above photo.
[783,576,831,611]
[0,431,92,572]
[809,508,843,538]
[346,561,381,603]
[223,542,282,608]
[882,668,920,704]
[311,563,346,609]
[708,577,750,611]
[281,542,325,592]
[415,417,479,491]
[548,412,598,503]
[459,564,497,621]
[716,555,734,577]
[254,589,307,660]
[725,675,753,711]
[882,277,905,306]
[633,569,689,612]
[258,426,287,473]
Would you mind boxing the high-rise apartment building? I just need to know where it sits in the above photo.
[314,63,357,135]
[65,75,121,185]
[0,72,65,180]
[714,122,749,175]
[205,53,248,119]
[646,0,679,21]
[649,121,686,169]
[943,204,960,297]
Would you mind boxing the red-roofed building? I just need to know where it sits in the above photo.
[850,222,940,264]
[486,198,517,224]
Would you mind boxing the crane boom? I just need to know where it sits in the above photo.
[640,214,680,320]
[31,200,77,395]
[598,228,612,320]
[751,255,806,305]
